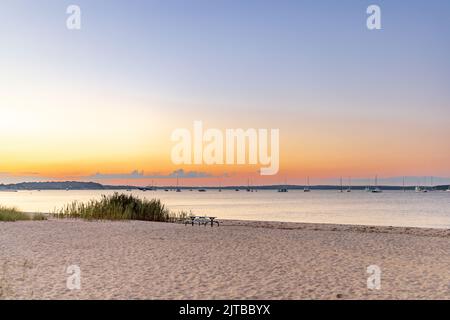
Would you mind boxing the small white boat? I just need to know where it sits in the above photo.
[175,175,181,192]
[279,178,288,192]
[371,187,382,193]
[346,177,352,192]
[371,175,382,193]
[446,187,450,192]
[415,186,428,193]
[304,177,311,192]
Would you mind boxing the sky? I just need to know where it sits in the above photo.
[1,0,450,186]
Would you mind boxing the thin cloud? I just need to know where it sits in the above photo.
[86,169,216,180]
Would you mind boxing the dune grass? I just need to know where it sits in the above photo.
[53,192,188,222]
[0,206,47,222]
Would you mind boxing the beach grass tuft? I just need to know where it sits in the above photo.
[0,206,47,222]
[53,192,188,222]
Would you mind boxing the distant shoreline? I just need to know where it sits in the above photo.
[1,181,450,191]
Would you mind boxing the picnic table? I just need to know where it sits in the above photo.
[184,216,219,227]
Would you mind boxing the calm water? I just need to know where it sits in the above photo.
[1,190,450,229]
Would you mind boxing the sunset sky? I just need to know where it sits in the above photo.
[1,0,450,186]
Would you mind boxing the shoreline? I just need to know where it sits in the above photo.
[220,219,450,238]
[21,215,450,237]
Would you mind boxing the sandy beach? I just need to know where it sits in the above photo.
[1,219,449,300]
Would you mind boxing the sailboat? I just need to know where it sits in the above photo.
[415,177,428,193]
[339,177,343,193]
[371,175,382,193]
[347,177,352,192]
[415,186,426,193]
[141,180,156,191]
[176,175,181,192]
[278,177,288,192]
[446,186,450,192]
[304,177,311,192]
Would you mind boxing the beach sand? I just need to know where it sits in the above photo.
[1,219,449,300]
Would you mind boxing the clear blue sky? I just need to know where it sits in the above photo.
[2,0,449,115]
[1,0,450,183]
